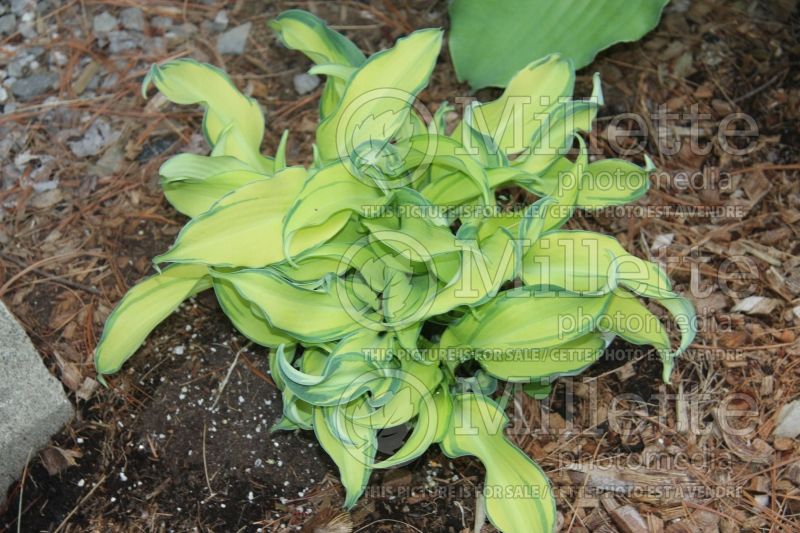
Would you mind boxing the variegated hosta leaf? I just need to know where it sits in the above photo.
[159,153,269,217]
[283,162,386,261]
[370,386,438,468]
[211,269,378,343]
[364,216,463,283]
[270,9,366,119]
[94,264,211,378]
[143,59,272,172]
[427,227,517,317]
[576,156,654,208]
[439,288,612,355]
[513,73,602,176]
[537,137,586,232]
[316,29,443,162]
[351,357,442,429]
[521,229,674,298]
[653,295,697,381]
[277,390,314,430]
[440,394,556,533]
[478,333,607,382]
[155,168,350,268]
[393,135,493,202]
[530,154,653,211]
[452,54,574,156]
[598,289,670,350]
[275,344,397,406]
[272,219,367,283]
[313,399,376,508]
[212,278,294,348]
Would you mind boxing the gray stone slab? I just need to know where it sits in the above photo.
[0,301,73,499]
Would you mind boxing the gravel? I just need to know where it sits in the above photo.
[216,22,251,55]
[120,7,146,32]
[92,11,118,34]
[10,72,58,100]
[151,15,173,31]
[10,0,35,14]
[213,10,229,31]
[108,30,141,53]
[293,73,321,95]
[0,13,16,35]
[68,119,121,158]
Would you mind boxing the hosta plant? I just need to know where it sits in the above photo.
[95,10,695,533]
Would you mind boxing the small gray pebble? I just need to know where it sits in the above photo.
[120,7,145,32]
[11,72,58,101]
[18,19,36,39]
[10,0,34,15]
[293,73,321,95]
[0,14,16,35]
[6,60,26,79]
[108,31,140,54]
[166,22,197,43]
[216,22,251,55]
[93,11,118,34]
[212,10,229,31]
[151,16,173,31]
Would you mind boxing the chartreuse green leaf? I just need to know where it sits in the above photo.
[273,220,366,282]
[269,347,315,431]
[440,394,556,533]
[142,59,271,172]
[269,10,365,70]
[94,264,210,378]
[452,55,574,155]
[653,295,697,381]
[432,385,454,442]
[599,289,670,350]
[576,156,654,208]
[352,357,442,429]
[364,216,465,284]
[283,162,385,261]
[522,230,674,298]
[427,227,517,316]
[159,154,269,217]
[275,344,395,406]
[392,135,493,203]
[269,9,366,119]
[212,278,293,348]
[316,29,443,161]
[211,269,377,343]
[278,390,314,430]
[448,0,668,89]
[155,168,350,268]
[439,288,612,353]
[478,333,606,382]
[512,74,602,176]
[371,387,437,468]
[313,399,376,508]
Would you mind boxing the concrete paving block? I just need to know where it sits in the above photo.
[0,301,73,499]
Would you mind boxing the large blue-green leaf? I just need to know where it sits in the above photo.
[449,0,669,89]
